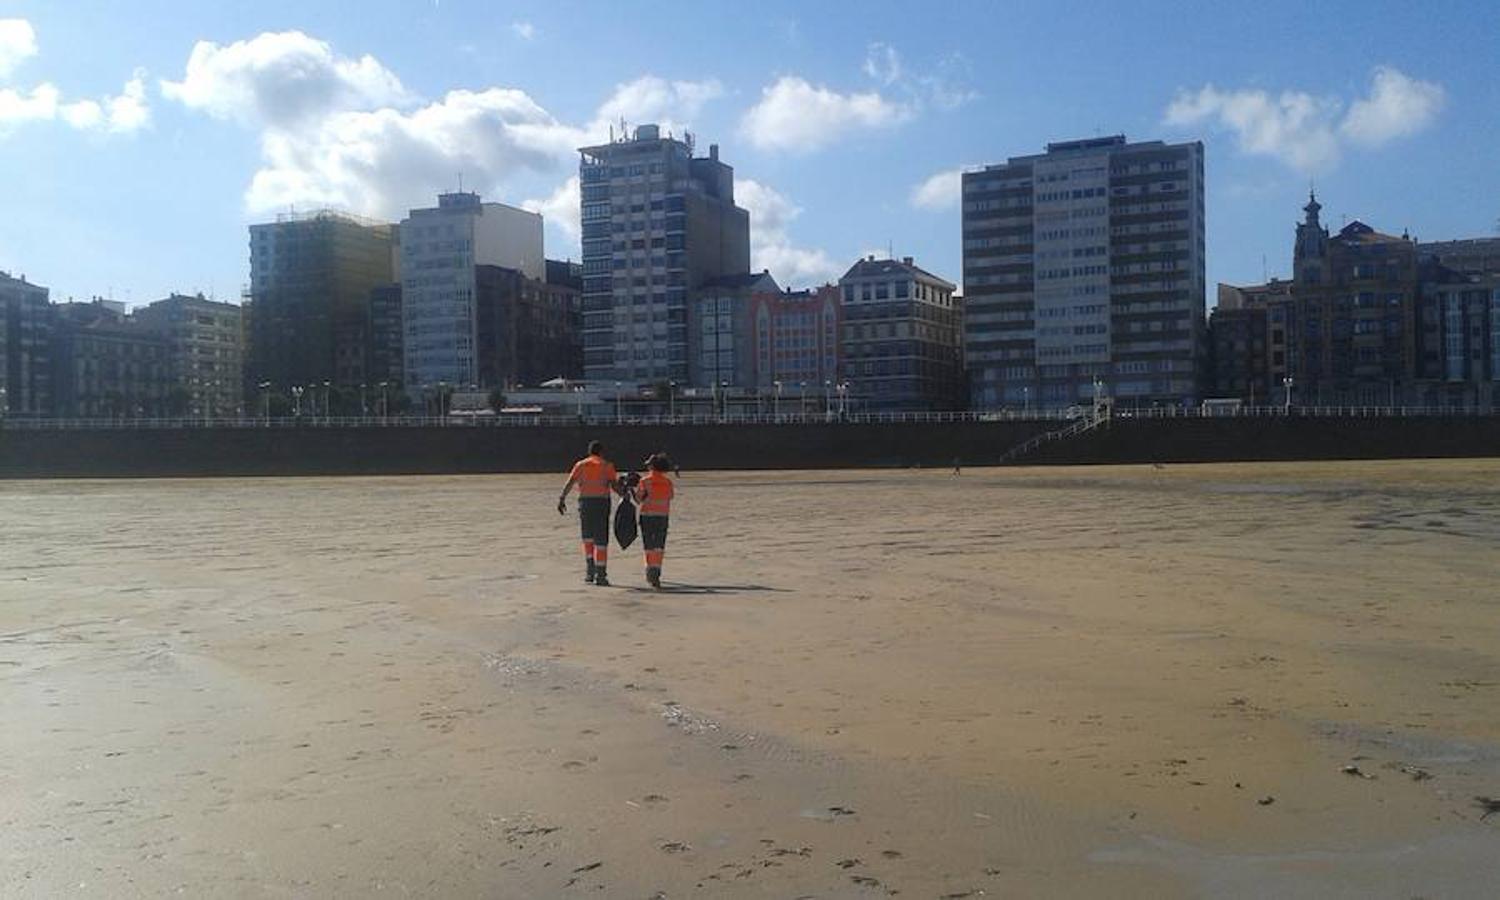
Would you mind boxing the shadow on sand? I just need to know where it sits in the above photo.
[624,582,789,595]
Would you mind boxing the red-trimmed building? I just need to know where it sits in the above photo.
[749,284,842,392]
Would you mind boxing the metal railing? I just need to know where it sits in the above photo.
[0,405,1494,431]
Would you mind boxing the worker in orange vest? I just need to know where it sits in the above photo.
[558,440,623,586]
[634,452,676,589]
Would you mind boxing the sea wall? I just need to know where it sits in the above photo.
[0,416,1496,478]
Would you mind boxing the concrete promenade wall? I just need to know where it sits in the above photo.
[0,416,1496,478]
[1039,415,1500,465]
[0,420,1050,478]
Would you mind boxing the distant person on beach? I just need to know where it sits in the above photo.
[634,453,676,589]
[557,440,622,586]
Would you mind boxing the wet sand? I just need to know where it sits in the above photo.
[2,460,1499,898]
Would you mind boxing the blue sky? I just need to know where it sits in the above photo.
[1,0,1496,306]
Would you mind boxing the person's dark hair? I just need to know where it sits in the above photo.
[650,452,673,472]
[588,440,604,456]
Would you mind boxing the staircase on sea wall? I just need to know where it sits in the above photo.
[997,409,1111,465]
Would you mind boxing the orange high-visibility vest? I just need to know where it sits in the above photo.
[636,471,674,516]
[570,455,617,497]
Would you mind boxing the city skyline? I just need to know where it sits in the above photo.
[1,1,1497,307]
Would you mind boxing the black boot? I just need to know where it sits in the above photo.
[646,566,661,589]
[585,558,596,584]
[594,568,610,587]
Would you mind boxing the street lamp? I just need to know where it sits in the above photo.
[1023,386,1030,416]
[1282,375,1294,413]
[615,381,622,423]
[800,381,807,418]
[824,380,831,418]
[258,381,271,422]
[322,380,331,420]
[291,385,304,417]
[720,381,729,421]
[668,380,676,421]
[378,381,389,420]
[774,380,782,420]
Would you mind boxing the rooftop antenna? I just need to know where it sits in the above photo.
[457,171,463,193]
[1261,253,1267,282]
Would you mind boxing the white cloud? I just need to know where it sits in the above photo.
[0,82,58,125]
[162,32,724,222]
[511,21,537,41]
[0,70,150,134]
[863,42,902,86]
[1163,65,1445,173]
[910,166,964,211]
[1340,66,1445,145]
[739,76,911,153]
[588,75,722,140]
[0,20,148,137]
[161,31,410,128]
[0,18,38,80]
[245,87,576,217]
[738,178,842,286]
[523,174,580,244]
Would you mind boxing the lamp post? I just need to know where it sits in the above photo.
[1282,376,1294,413]
[823,380,831,418]
[615,381,622,423]
[800,381,807,418]
[258,381,271,423]
[321,380,331,420]
[1023,386,1030,416]
[668,380,676,421]
[378,381,389,420]
[773,380,782,420]
[720,381,729,421]
[291,385,304,417]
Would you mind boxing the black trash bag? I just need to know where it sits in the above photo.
[614,495,639,549]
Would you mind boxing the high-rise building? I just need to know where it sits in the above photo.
[366,282,403,389]
[0,270,52,417]
[839,256,963,411]
[963,135,1206,410]
[247,211,394,395]
[1209,280,1293,404]
[50,300,174,418]
[1290,194,1424,406]
[1420,271,1500,409]
[474,260,583,388]
[578,124,751,384]
[690,270,779,390]
[749,283,843,390]
[399,192,544,390]
[134,293,245,417]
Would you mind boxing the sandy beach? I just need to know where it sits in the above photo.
[3,460,1499,898]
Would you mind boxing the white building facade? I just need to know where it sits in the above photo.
[399,192,543,389]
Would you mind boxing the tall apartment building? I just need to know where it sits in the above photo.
[474,260,583,388]
[399,192,543,390]
[1290,194,1424,405]
[749,283,843,390]
[1209,279,1292,403]
[248,211,394,394]
[839,256,963,411]
[578,124,751,384]
[690,270,779,389]
[51,300,174,418]
[0,270,53,417]
[366,283,404,388]
[134,293,245,416]
[1420,270,1500,408]
[963,135,1206,410]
